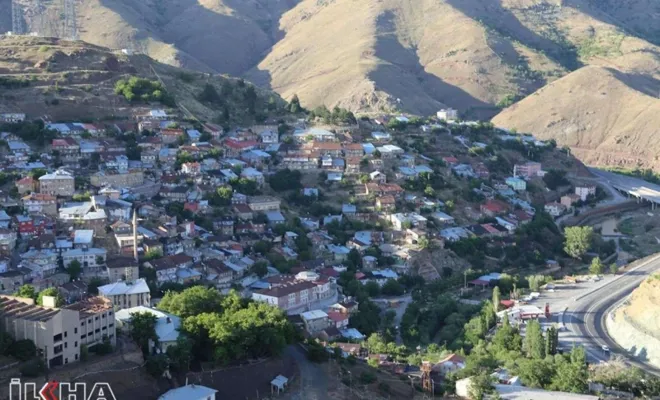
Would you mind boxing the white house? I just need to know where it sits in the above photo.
[544,202,566,217]
[432,353,465,375]
[158,384,217,400]
[575,185,596,201]
[505,177,527,192]
[436,108,458,121]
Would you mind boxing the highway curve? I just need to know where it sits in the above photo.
[566,255,660,376]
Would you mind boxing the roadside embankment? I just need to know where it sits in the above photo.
[606,275,660,368]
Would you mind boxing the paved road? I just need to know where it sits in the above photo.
[565,255,660,374]
[373,294,413,344]
[285,345,332,400]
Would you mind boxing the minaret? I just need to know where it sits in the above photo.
[132,207,138,262]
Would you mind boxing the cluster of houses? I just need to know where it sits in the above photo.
[0,103,583,385]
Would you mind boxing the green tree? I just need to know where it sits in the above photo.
[129,311,158,356]
[551,347,588,393]
[145,354,169,378]
[523,320,545,359]
[10,339,36,361]
[36,288,64,307]
[289,94,302,113]
[468,373,494,400]
[381,279,404,296]
[609,263,618,274]
[563,226,593,259]
[250,260,269,278]
[166,336,193,373]
[492,286,501,313]
[14,284,37,301]
[364,281,381,297]
[66,260,82,280]
[589,256,604,275]
[417,236,430,249]
[545,326,558,356]
[158,286,225,318]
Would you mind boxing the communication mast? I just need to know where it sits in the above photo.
[11,0,25,35]
[62,0,78,40]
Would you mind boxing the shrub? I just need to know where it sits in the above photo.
[360,371,377,384]
[20,358,46,377]
[11,339,36,361]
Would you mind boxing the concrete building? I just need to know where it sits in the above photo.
[513,162,542,179]
[63,296,116,350]
[106,256,139,283]
[61,248,107,275]
[300,310,330,334]
[575,185,596,201]
[436,108,458,121]
[90,171,144,188]
[98,279,151,309]
[0,295,115,367]
[39,169,75,197]
[505,177,527,192]
[252,280,317,314]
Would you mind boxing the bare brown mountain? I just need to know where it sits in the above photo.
[4,0,660,167]
[0,36,285,122]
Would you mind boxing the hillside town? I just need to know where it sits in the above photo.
[0,106,655,400]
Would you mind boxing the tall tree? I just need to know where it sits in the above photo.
[589,256,604,275]
[158,286,224,318]
[563,226,593,259]
[129,312,158,356]
[545,326,558,356]
[66,260,82,281]
[492,287,501,313]
[523,320,545,359]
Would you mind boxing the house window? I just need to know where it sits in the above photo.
[74,328,77,334]
[75,341,78,347]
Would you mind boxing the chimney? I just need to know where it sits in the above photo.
[166,317,171,324]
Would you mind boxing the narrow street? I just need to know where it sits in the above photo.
[373,294,413,345]
[285,345,333,400]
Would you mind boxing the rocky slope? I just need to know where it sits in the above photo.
[7,0,655,114]
[607,274,660,368]
[0,36,285,122]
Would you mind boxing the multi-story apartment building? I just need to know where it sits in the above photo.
[20,249,58,279]
[98,278,151,309]
[64,296,116,350]
[252,280,317,313]
[61,248,107,275]
[39,170,75,197]
[575,185,597,201]
[247,196,281,212]
[513,162,542,179]
[22,193,58,216]
[0,229,17,255]
[0,295,116,367]
[106,256,139,282]
[252,275,335,315]
[15,176,36,195]
[51,138,80,163]
[90,170,144,188]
